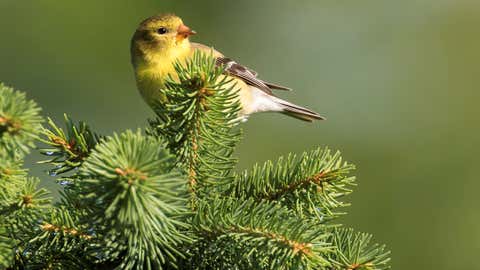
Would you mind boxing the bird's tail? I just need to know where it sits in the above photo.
[272,96,325,122]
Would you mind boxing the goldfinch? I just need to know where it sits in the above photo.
[131,14,325,122]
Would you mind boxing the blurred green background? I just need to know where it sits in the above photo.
[1,0,479,269]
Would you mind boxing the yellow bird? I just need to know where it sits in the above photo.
[131,14,324,122]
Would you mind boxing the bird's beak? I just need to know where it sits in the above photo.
[176,24,196,42]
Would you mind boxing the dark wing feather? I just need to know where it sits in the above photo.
[263,82,292,91]
[215,57,291,95]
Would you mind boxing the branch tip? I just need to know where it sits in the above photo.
[22,195,33,206]
[115,167,148,183]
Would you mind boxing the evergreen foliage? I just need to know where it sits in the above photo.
[0,83,42,155]
[0,53,390,269]
[225,148,356,222]
[39,114,102,177]
[147,52,241,206]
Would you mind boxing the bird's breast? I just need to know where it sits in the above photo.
[134,66,169,106]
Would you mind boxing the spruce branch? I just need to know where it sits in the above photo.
[226,147,356,222]
[148,51,242,205]
[0,83,43,155]
[3,178,51,235]
[327,228,391,270]
[12,177,51,211]
[22,207,96,269]
[0,177,51,219]
[0,219,15,268]
[39,114,102,177]
[0,178,51,269]
[76,130,191,269]
[0,152,27,208]
[31,207,93,249]
[190,197,331,269]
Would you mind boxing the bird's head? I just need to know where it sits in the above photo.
[131,14,196,66]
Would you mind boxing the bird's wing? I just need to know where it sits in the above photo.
[191,43,291,95]
[215,57,274,94]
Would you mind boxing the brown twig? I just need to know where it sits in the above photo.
[229,226,313,256]
[40,223,92,240]
[264,171,329,200]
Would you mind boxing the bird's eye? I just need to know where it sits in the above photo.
[157,27,168,34]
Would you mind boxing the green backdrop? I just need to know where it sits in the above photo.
[1,1,479,269]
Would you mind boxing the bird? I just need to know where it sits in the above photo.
[130,13,325,122]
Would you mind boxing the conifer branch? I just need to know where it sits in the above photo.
[0,83,43,155]
[0,152,27,207]
[39,114,102,177]
[191,197,332,269]
[227,147,356,222]
[0,178,51,218]
[0,219,15,268]
[327,228,391,270]
[0,178,51,268]
[75,130,191,269]
[148,51,242,206]
[22,207,96,269]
